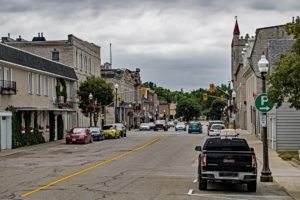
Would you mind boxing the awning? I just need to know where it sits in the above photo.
[15,107,76,112]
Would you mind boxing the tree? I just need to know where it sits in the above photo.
[176,97,201,121]
[78,76,114,126]
[268,18,300,109]
[207,99,226,120]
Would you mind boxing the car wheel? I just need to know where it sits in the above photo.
[199,177,207,190]
[124,134,126,137]
[188,131,191,134]
[175,129,177,131]
[247,181,257,192]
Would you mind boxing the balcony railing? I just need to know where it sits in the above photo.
[53,96,76,109]
[0,80,17,95]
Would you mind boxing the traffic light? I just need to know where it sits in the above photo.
[210,84,215,93]
[203,93,208,101]
[117,96,122,102]
[141,87,147,97]
[220,95,224,101]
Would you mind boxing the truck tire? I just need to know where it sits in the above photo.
[247,181,257,192]
[198,177,207,190]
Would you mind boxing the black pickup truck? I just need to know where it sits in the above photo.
[195,136,257,192]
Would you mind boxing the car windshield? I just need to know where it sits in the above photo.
[177,122,185,125]
[90,127,99,131]
[141,123,148,126]
[72,128,86,133]
[211,124,225,130]
[204,138,250,151]
[189,123,199,127]
[103,125,114,130]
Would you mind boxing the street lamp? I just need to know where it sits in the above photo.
[232,90,236,129]
[88,93,93,127]
[258,54,273,182]
[114,83,119,123]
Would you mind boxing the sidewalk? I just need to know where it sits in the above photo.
[237,129,300,200]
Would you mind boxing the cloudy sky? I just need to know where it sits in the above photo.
[1,0,299,91]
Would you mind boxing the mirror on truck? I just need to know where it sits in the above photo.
[195,146,202,151]
[250,147,254,152]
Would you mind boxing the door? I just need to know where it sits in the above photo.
[1,116,7,149]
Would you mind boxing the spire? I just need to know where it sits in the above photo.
[233,16,240,35]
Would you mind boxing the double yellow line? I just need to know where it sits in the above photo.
[21,134,164,197]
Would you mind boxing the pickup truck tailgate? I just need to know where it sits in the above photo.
[204,151,255,172]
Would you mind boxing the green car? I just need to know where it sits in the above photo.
[188,122,203,133]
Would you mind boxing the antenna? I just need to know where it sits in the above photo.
[110,43,112,67]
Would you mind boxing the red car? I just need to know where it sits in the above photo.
[66,127,93,144]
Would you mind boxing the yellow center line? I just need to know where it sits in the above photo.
[21,134,164,198]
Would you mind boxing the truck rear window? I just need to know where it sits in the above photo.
[204,138,250,151]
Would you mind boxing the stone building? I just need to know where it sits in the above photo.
[2,33,101,127]
[233,18,300,151]
[0,43,77,146]
[101,68,141,128]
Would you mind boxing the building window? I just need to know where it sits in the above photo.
[89,58,92,73]
[80,53,83,71]
[44,76,48,96]
[75,50,78,69]
[52,78,57,97]
[28,72,33,94]
[84,56,87,72]
[37,74,42,95]
[52,51,59,62]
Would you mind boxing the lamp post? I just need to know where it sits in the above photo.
[232,90,236,129]
[88,93,93,127]
[114,83,119,123]
[258,54,273,182]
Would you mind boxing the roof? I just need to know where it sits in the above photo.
[233,20,240,35]
[0,43,77,80]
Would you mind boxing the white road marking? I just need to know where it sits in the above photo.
[187,189,193,195]
[193,179,197,183]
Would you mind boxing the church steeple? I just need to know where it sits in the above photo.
[233,16,240,35]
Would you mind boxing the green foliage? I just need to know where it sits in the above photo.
[5,106,45,148]
[56,78,67,102]
[206,99,227,120]
[268,19,300,109]
[278,151,299,161]
[78,76,114,126]
[57,115,64,140]
[175,97,201,121]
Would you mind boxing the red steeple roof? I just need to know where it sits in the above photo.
[233,20,240,35]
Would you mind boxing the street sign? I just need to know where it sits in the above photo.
[203,93,208,101]
[260,114,267,127]
[255,93,273,112]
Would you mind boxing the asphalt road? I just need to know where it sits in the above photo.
[0,123,293,200]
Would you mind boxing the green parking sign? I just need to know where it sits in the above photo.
[255,93,273,112]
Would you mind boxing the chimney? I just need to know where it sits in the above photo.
[38,32,40,37]
[41,32,43,37]
[19,35,21,39]
[292,17,295,23]
[8,33,10,38]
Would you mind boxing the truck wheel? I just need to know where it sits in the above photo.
[247,181,257,192]
[199,177,207,190]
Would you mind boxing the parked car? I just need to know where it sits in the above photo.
[139,123,151,131]
[89,127,105,141]
[154,120,168,131]
[175,122,186,131]
[208,124,226,136]
[207,120,225,135]
[114,123,127,137]
[66,127,93,144]
[188,121,202,133]
[195,136,257,192]
[148,122,156,130]
[103,124,120,139]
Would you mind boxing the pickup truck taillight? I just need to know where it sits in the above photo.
[201,154,207,167]
[252,155,257,168]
